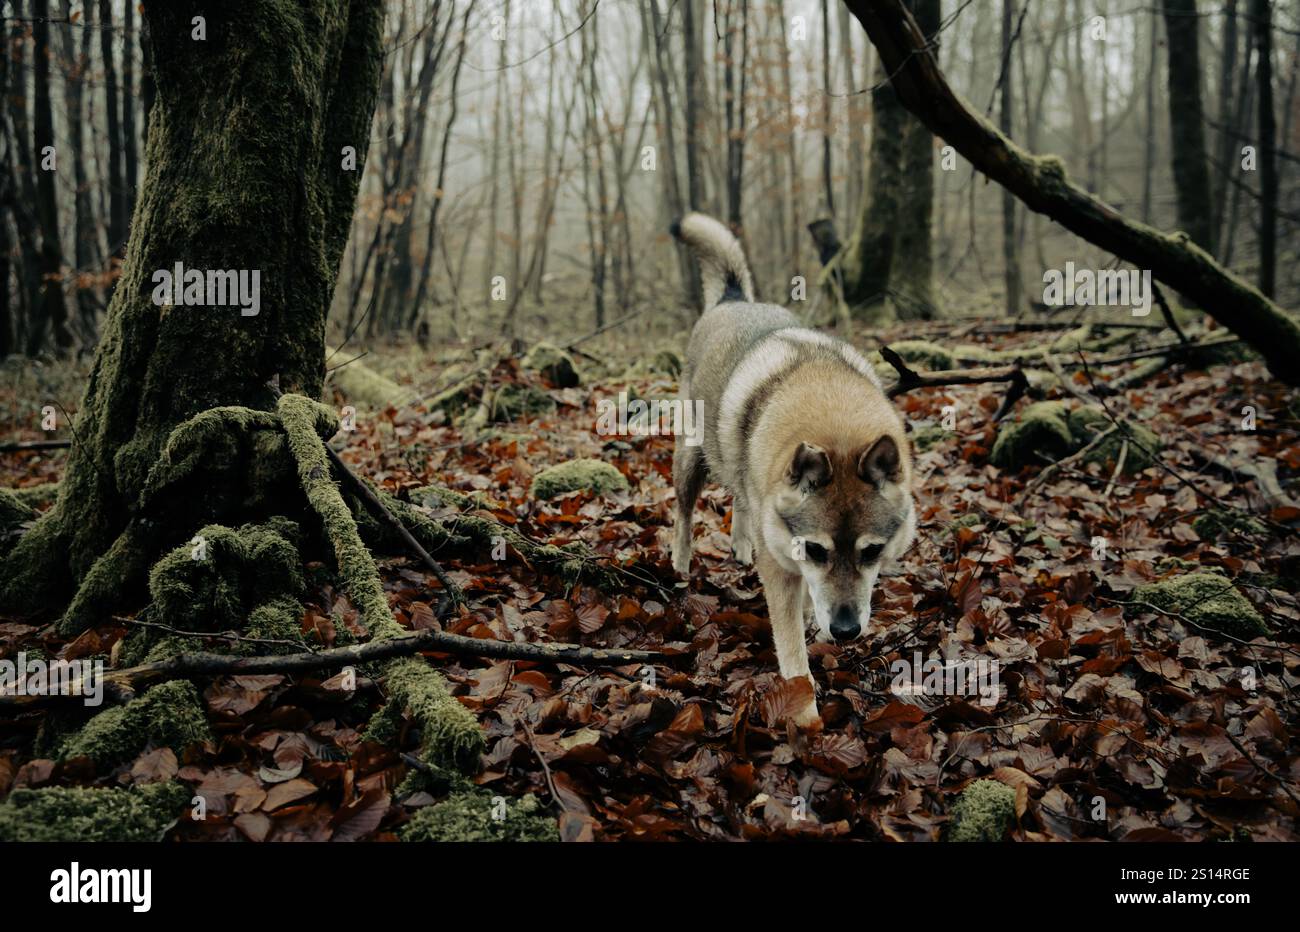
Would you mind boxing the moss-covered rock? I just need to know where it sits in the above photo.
[990,401,1075,469]
[522,342,580,388]
[1133,573,1269,639]
[1191,508,1269,541]
[400,790,558,842]
[59,680,213,767]
[529,458,629,500]
[0,489,36,558]
[0,781,189,842]
[947,778,1017,842]
[1067,406,1161,473]
[992,402,1161,472]
[488,382,555,423]
[324,346,406,407]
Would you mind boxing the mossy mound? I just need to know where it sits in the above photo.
[1133,573,1269,639]
[529,458,629,500]
[324,347,406,407]
[0,782,189,842]
[148,518,304,633]
[947,778,1016,842]
[59,680,213,767]
[1192,508,1269,541]
[0,489,36,557]
[992,402,1161,472]
[522,342,580,388]
[990,401,1075,469]
[400,790,558,842]
[1066,406,1161,473]
[487,382,555,422]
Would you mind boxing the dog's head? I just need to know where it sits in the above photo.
[761,435,916,642]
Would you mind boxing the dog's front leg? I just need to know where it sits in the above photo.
[756,550,821,729]
[730,493,754,566]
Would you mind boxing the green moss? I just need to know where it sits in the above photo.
[948,511,987,534]
[400,790,558,842]
[992,402,1160,472]
[1192,508,1269,541]
[373,657,484,775]
[488,383,555,423]
[530,458,629,500]
[278,392,484,775]
[148,519,304,633]
[910,424,949,453]
[0,488,37,527]
[9,482,60,509]
[947,778,1016,842]
[1133,573,1269,639]
[59,680,212,767]
[0,782,189,842]
[1067,407,1161,473]
[522,342,580,388]
[990,401,1074,469]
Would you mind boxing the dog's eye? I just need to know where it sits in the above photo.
[859,544,885,565]
[803,542,829,564]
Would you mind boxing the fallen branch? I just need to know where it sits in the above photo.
[0,628,686,710]
[0,439,71,453]
[844,0,1300,385]
[879,344,1028,421]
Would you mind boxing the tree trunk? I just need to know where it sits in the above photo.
[1161,0,1216,251]
[99,0,126,258]
[838,0,937,320]
[1252,0,1276,297]
[61,0,100,343]
[1000,0,1019,317]
[29,0,73,353]
[0,0,384,621]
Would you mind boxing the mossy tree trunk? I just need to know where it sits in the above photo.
[838,0,938,321]
[0,0,384,618]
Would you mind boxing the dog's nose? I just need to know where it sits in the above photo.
[830,605,861,641]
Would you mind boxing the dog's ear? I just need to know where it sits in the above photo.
[788,442,832,490]
[858,435,902,486]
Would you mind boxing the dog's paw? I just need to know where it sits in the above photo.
[792,700,823,732]
[671,548,692,576]
[731,534,754,566]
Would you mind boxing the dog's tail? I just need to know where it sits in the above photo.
[670,212,755,309]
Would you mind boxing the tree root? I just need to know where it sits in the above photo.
[276,393,485,779]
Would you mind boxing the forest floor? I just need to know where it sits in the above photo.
[1,320,1298,841]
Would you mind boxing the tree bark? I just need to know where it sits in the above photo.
[99,0,126,258]
[1252,0,1276,297]
[841,0,1300,386]
[0,0,385,617]
[1161,0,1216,251]
[29,0,73,353]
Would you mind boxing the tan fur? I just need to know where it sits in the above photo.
[669,214,918,730]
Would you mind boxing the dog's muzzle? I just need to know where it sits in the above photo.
[830,605,861,642]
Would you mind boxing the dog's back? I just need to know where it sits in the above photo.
[672,213,888,492]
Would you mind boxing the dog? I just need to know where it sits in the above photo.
[669,213,917,728]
